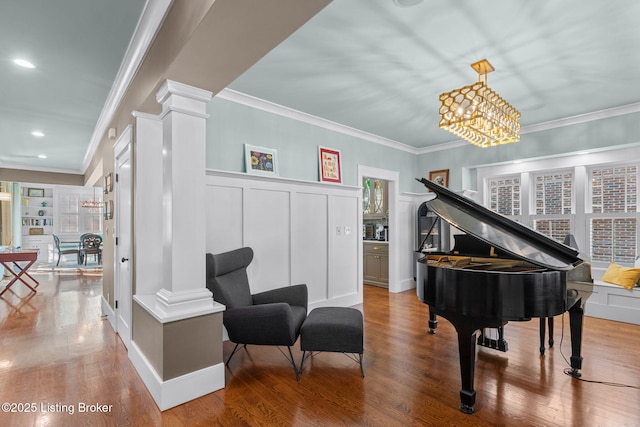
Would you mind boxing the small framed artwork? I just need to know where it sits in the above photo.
[429,169,449,189]
[27,188,45,197]
[245,144,279,176]
[104,173,113,194]
[318,146,342,184]
[103,200,113,220]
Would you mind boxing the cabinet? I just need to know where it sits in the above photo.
[21,186,54,237]
[363,178,388,219]
[21,235,53,262]
[363,242,388,288]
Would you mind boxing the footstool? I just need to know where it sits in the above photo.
[299,307,364,377]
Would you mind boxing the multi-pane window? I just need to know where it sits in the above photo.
[488,176,520,216]
[484,163,638,268]
[58,193,80,233]
[57,192,103,235]
[591,166,637,213]
[534,172,573,215]
[589,165,637,264]
[532,171,573,242]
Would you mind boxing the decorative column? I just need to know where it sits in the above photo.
[130,80,225,411]
[154,80,215,318]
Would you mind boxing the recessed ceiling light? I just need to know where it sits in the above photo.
[393,0,424,7]
[13,58,36,69]
[37,154,47,159]
[32,130,45,137]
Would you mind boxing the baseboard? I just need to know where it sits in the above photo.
[129,341,225,411]
[101,296,116,331]
[393,278,416,293]
[309,291,362,311]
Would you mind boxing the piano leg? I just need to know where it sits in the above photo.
[568,302,585,378]
[539,318,546,355]
[428,310,438,334]
[539,317,555,355]
[454,319,477,414]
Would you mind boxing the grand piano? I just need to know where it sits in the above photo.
[415,177,593,414]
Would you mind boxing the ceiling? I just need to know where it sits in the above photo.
[3,0,640,173]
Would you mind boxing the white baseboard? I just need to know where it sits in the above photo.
[308,291,362,311]
[393,278,416,293]
[129,341,225,411]
[101,296,116,331]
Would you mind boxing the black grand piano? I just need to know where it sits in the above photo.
[415,177,593,414]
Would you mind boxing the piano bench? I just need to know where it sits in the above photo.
[299,307,364,377]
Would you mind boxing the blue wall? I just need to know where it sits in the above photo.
[417,111,640,192]
[206,97,640,193]
[206,98,418,191]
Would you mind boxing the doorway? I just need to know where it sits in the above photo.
[357,165,399,293]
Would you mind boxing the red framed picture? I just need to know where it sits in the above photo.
[319,146,342,184]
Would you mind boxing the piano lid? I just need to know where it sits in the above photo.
[416,178,582,270]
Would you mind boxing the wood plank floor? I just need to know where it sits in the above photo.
[1,272,639,426]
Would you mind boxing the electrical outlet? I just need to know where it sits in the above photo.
[336,226,342,236]
[344,226,351,235]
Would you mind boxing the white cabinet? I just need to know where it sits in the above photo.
[21,186,54,238]
[21,235,53,263]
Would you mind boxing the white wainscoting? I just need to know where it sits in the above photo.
[205,170,362,308]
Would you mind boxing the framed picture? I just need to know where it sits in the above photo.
[245,144,279,176]
[27,188,45,197]
[318,146,342,184]
[104,173,113,194]
[103,200,113,220]
[428,169,449,189]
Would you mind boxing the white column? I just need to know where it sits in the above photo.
[153,80,216,320]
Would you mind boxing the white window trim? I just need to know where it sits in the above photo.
[476,146,639,279]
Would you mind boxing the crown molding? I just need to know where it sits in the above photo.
[216,88,421,154]
[0,162,84,175]
[416,102,640,155]
[81,0,174,174]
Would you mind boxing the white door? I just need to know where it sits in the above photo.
[114,128,133,349]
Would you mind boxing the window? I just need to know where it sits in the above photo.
[488,176,520,216]
[481,158,639,270]
[57,192,103,235]
[589,165,637,264]
[531,171,573,242]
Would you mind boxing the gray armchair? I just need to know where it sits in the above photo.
[206,247,308,380]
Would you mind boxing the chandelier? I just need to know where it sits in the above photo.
[439,59,520,148]
[82,187,104,208]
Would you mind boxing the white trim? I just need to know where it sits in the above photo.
[128,341,225,411]
[81,0,174,174]
[218,89,640,158]
[216,89,420,154]
[206,168,361,191]
[358,165,400,293]
[101,295,116,331]
[133,293,225,324]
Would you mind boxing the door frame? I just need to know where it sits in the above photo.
[113,125,133,348]
[358,165,400,293]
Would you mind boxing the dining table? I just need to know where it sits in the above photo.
[0,249,40,297]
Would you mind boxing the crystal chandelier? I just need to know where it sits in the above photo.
[81,187,104,208]
[439,59,520,148]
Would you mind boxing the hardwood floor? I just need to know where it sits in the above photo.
[1,273,639,426]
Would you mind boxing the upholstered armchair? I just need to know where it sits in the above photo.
[206,247,308,380]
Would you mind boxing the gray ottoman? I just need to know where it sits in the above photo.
[299,307,364,377]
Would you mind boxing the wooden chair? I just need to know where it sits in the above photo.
[53,234,81,266]
[79,234,103,265]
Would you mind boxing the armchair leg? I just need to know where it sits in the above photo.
[226,343,242,366]
[286,346,300,382]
